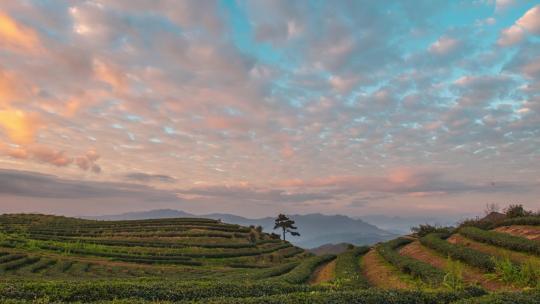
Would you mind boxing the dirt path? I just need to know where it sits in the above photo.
[399,241,508,291]
[361,248,412,289]
[494,226,540,241]
[308,259,336,285]
[448,234,540,264]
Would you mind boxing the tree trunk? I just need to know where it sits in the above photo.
[282,228,286,241]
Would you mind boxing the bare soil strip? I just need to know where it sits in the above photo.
[399,241,509,291]
[448,234,540,264]
[494,225,540,241]
[361,248,412,289]
[308,259,336,285]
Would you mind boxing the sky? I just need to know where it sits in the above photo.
[0,0,539,218]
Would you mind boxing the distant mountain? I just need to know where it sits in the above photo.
[359,214,467,235]
[84,210,397,249]
[308,243,352,255]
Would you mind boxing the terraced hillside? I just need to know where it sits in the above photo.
[0,214,309,280]
[0,213,539,303]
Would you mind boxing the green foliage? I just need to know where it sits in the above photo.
[459,226,540,255]
[458,219,494,230]
[420,234,495,272]
[276,254,335,284]
[1,213,538,303]
[504,204,532,218]
[0,281,320,303]
[412,224,455,237]
[452,289,540,304]
[333,246,370,289]
[0,256,40,272]
[494,216,540,227]
[255,262,299,279]
[492,256,540,288]
[29,259,57,273]
[273,214,300,241]
[0,282,489,303]
[0,253,26,264]
[443,257,464,292]
[377,238,445,286]
[183,288,487,304]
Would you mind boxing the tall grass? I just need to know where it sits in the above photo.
[443,257,464,292]
[493,256,540,288]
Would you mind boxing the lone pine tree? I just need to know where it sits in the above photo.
[274,214,300,241]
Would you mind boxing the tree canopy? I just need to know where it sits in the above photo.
[274,214,300,241]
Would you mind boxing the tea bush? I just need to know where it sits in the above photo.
[459,226,540,255]
[377,238,445,285]
[420,234,495,272]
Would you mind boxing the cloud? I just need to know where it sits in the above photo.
[516,5,540,35]
[498,25,524,46]
[0,69,29,106]
[30,146,73,167]
[275,168,529,197]
[124,172,176,183]
[0,10,41,53]
[1,145,101,172]
[495,0,515,12]
[498,5,540,46]
[93,58,128,92]
[178,185,333,203]
[75,150,100,172]
[0,1,537,217]
[0,168,178,201]
[0,110,41,144]
[429,36,460,56]
[452,75,515,104]
[174,168,533,209]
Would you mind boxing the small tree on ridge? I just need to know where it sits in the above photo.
[273,214,300,241]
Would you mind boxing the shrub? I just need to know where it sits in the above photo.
[458,218,494,230]
[194,288,487,304]
[411,224,455,237]
[452,289,540,304]
[0,254,26,264]
[494,216,540,227]
[0,257,40,272]
[29,259,57,273]
[0,281,319,302]
[504,204,532,218]
[255,262,299,279]
[377,238,445,286]
[459,226,540,255]
[420,234,495,272]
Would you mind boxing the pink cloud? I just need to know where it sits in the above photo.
[30,145,73,167]
[498,5,540,46]
[516,5,540,35]
[0,10,41,53]
[0,110,42,145]
[428,36,460,55]
[498,25,524,46]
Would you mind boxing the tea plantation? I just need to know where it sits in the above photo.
[0,214,539,303]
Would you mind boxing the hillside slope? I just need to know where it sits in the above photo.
[1,213,539,303]
[0,213,307,280]
[86,209,397,248]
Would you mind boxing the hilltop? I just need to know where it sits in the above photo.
[84,209,397,248]
[0,210,539,303]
